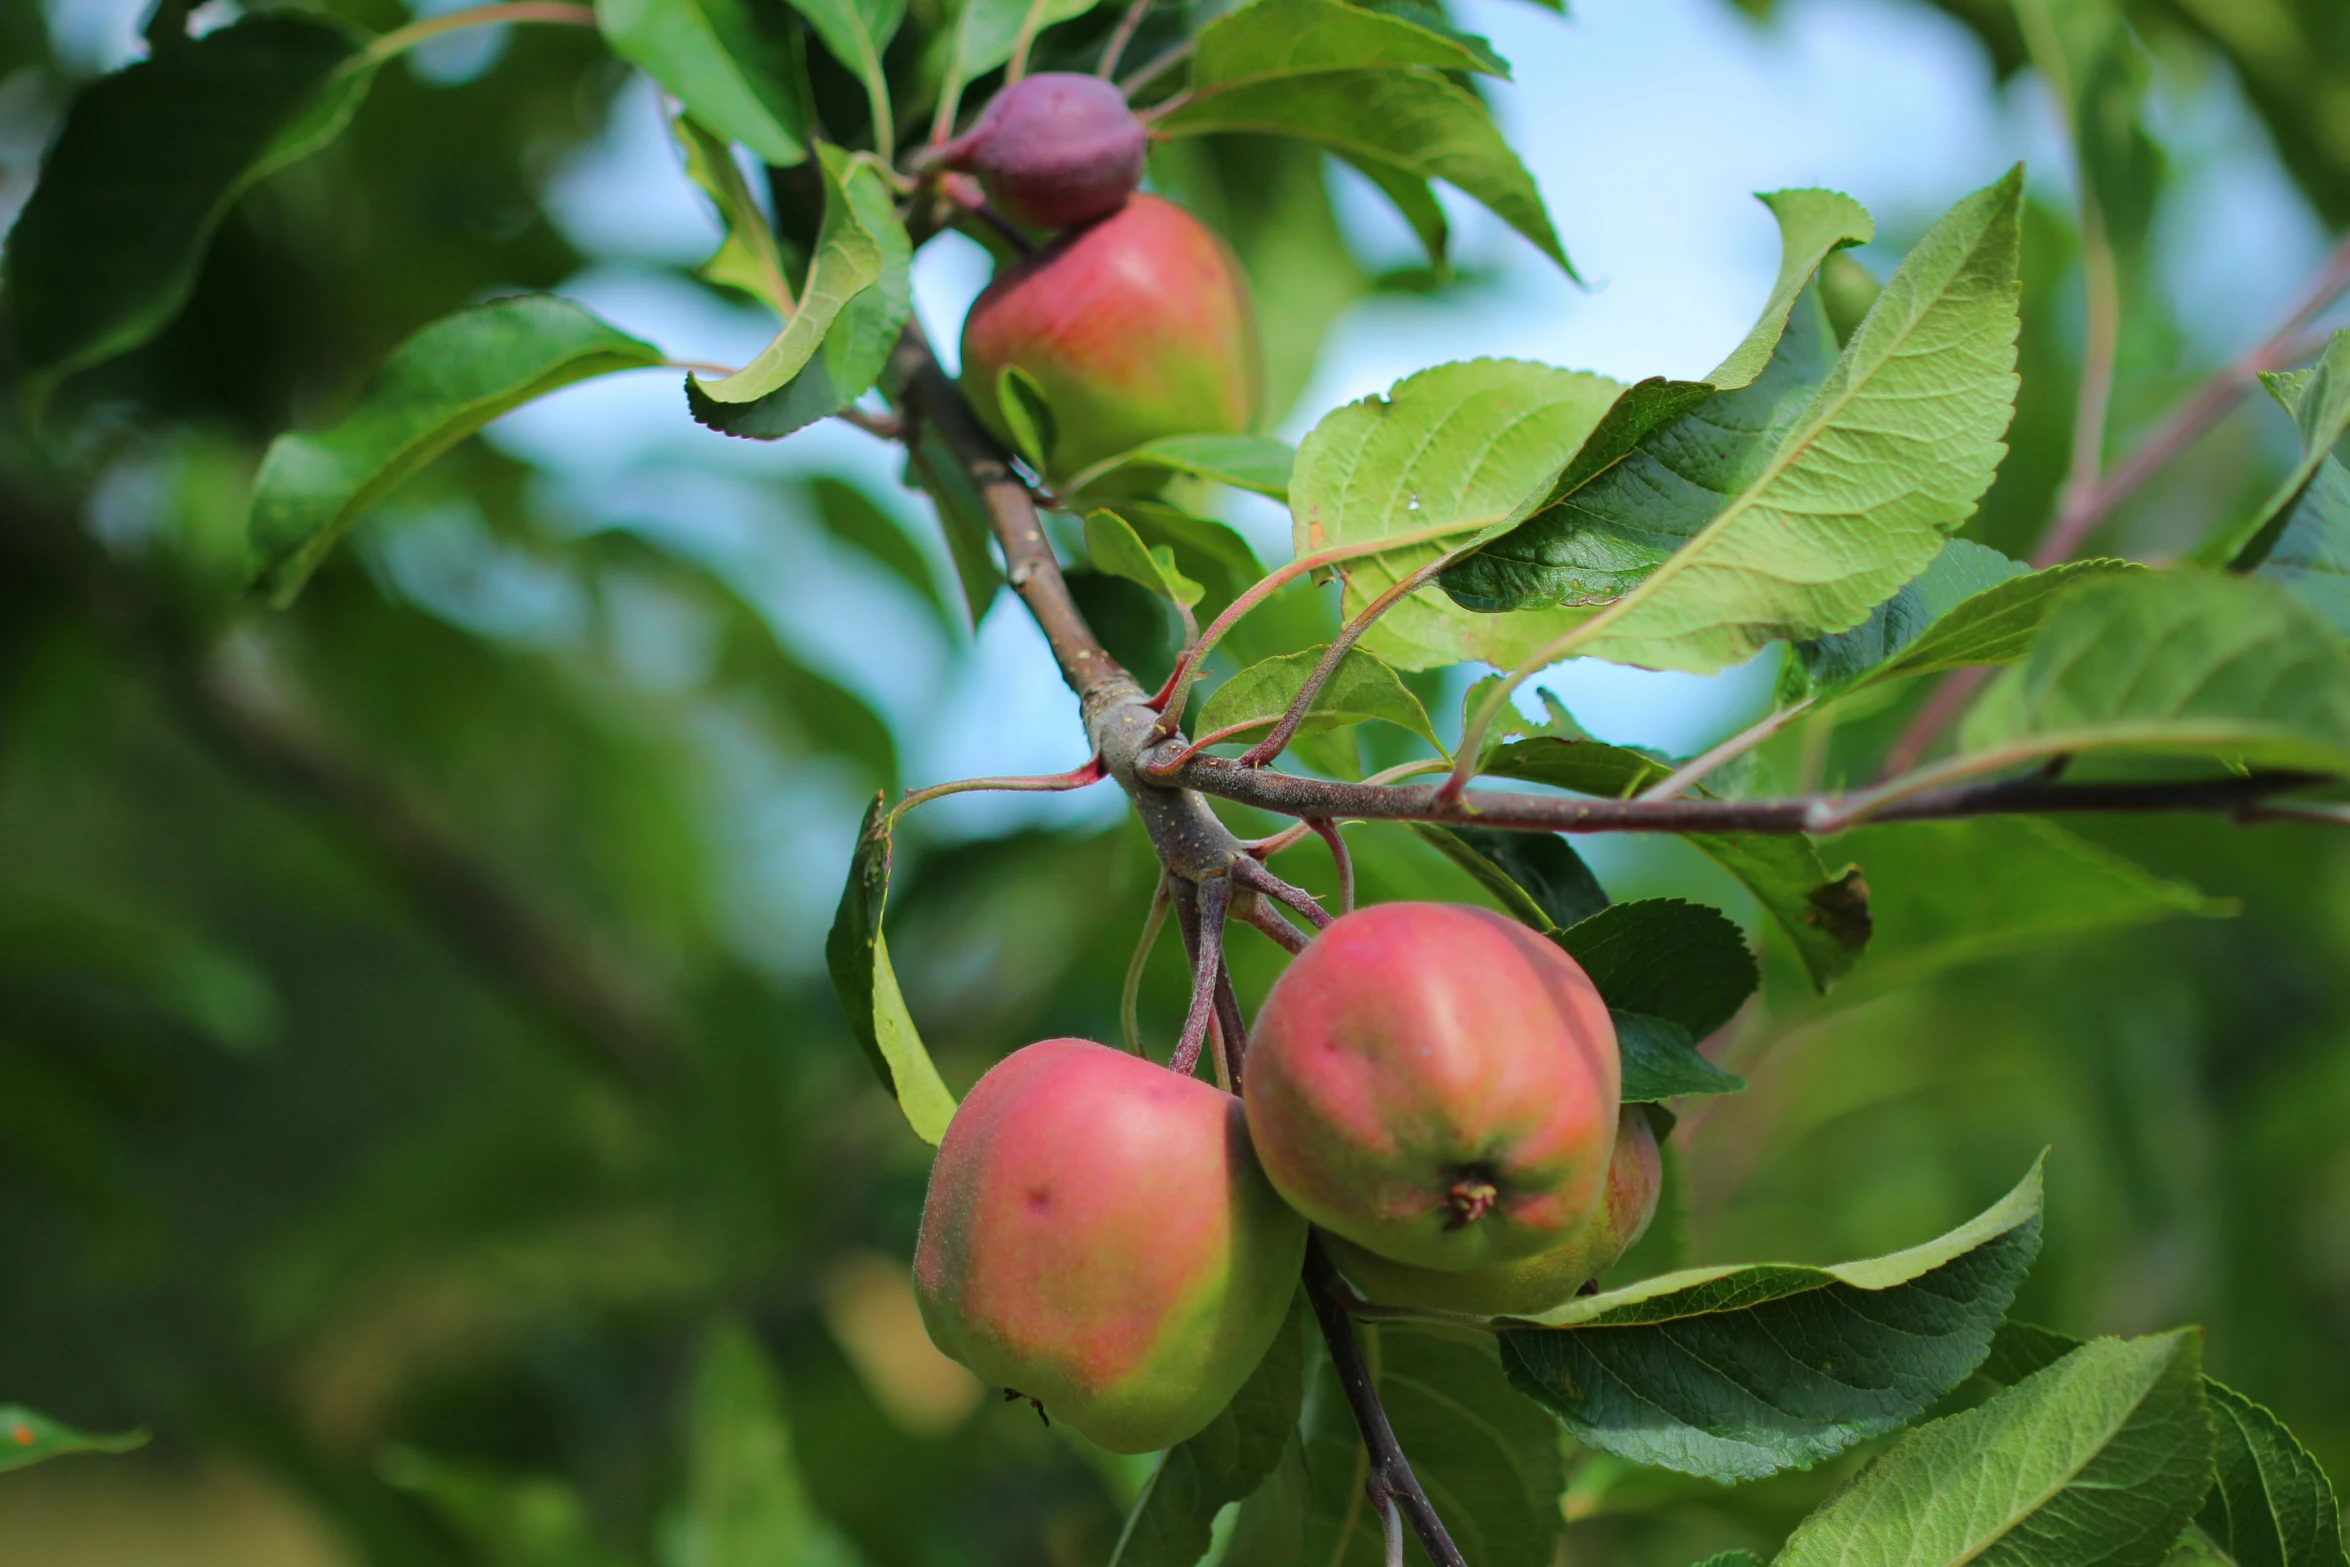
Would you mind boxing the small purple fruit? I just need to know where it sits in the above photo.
[944,72,1149,231]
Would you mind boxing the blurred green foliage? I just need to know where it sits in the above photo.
[0,1,2347,1564]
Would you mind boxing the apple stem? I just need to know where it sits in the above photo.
[1305,1242,1470,1567]
[1169,874,1230,1077]
[1306,819,1355,916]
[1231,854,1332,930]
[1235,554,1455,771]
[1233,891,1308,955]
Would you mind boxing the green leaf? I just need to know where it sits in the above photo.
[1836,817,2226,993]
[0,1406,147,1474]
[1958,570,2350,778]
[825,797,957,1145]
[2205,335,2350,573]
[1498,1160,2044,1480]
[1452,170,2022,676]
[0,888,277,1053]
[1692,1555,1766,1567]
[781,0,904,161]
[595,0,812,167]
[248,296,664,604]
[1113,502,1268,621]
[1160,70,1568,276]
[1773,1333,2212,1567]
[688,145,912,439]
[6,13,368,396]
[1110,1295,1306,1567]
[1086,512,1205,609]
[676,1320,861,1567]
[1067,435,1298,503]
[675,113,797,315]
[1984,1323,2348,1567]
[1195,645,1441,750]
[1226,1330,1563,1567]
[1340,151,1452,269]
[2201,1380,2349,1567]
[2244,335,2350,636]
[1288,360,1623,670]
[1442,187,1876,614]
[1789,538,2031,694]
[1614,1011,1747,1102]
[935,0,1103,132]
[1555,898,1759,1039]
[1190,0,1509,83]
[905,426,1006,629]
[995,365,1057,472]
[381,1447,632,1567]
[1402,823,1609,933]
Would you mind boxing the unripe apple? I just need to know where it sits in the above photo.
[913,1037,1306,1454]
[943,72,1149,231]
[1243,903,1620,1272]
[1322,1110,1663,1318]
[959,194,1261,480]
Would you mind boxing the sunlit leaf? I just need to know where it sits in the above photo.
[1086,511,1205,609]
[1289,360,1622,669]
[1499,1160,2044,1480]
[1196,644,1440,750]
[1191,0,1508,82]
[1774,1332,2211,1567]
[825,797,957,1145]
[674,113,796,315]
[1958,570,2350,778]
[1451,171,2021,676]
[1068,434,1298,503]
[248,295,664,603]
[6,14,368,396]
[0,1406,147,1474]
[688,145,912,439]
[595,0,812,167]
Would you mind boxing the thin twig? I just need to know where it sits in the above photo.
[1119,37,1193,99]
[1641,697,1815,803]
[1232,855,1333,930]
[1171,875,1231,1077]
[1121,877,1173,1055]
[1305,1242,1469,1567]
[359,2,596,67]
[888,754,1106,826]
[1308,818,1356,916]
[1236,556,1453,769]
[2033,232,2350,567]
[1097,0,1150,79]
[1210,961,1249,1087]
[1875,666,1992,781]
[1234,892,1309,954]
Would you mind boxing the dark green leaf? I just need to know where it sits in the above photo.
[825,796,957,1145]
[1112,501,1267,621]
[935,0,1104,132]
[1160,69,1568,275]
[7,14,368,395]
[679,1319,861,1567]
[2245,334,2350,636]
[0,888,277,1053]
[248,296,663,604]
[0,1406,148,1474]
[1403,823,1609,933]
[595,0,812,167]
[1959,570,2350,778]
[1774,1332,2211,1567]
[1614,1011,1746,1102]
[1110,1295,1306,1567]
[783,0,904,161]
[2210,333,2350,570]
[1498,1160,2044,1481]
[688,145,912,439]
[1227,1329,1563,1567]
[1790,538,2028,692]
[905,427,1006,628]
[1690,1555,1766,1567]
[1555,898,1759,1039]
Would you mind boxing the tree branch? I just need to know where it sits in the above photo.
[1304,1240,1469,1567]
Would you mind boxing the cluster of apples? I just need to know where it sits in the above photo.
[913,903,1660,1454]
[944,73,1261,479]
